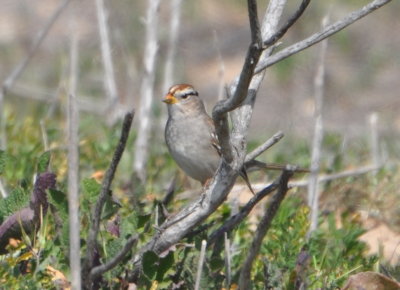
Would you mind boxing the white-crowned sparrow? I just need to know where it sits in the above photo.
[163,84,253,190]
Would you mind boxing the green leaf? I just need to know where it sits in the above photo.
[142,251,159,280]
[120,212,138,238]
[82,178,101,203]
[137,213,151,230]
[0,187,30,222]
[37,151,51,173]
[101,195,121,220]
[0,150,6,175]
[156,251,174,282]
[48,189,68,220]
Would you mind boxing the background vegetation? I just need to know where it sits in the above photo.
[0,0,399,289]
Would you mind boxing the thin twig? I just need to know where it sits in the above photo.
[245,131,284,163]
[255,0,393,74]
[90,235,138,279]
[159,0,183,137]
[228,0,287,172]
[290,165,381,188]
[224,233,232,288]
[40,120,49,152]
[95,0,118,109]
[84,111,134,286]
[213,30,226,101]
[0,179,7,198]
[239,167,294,289]
[194,240,207,290]
[67,27,81,290]
[264,0,311,47]
[209,178,279,245]
[212,0,263,162]
[369,112,381,169]
[161,0,182,94]
[134,0,161,182]
[308,15,329,235]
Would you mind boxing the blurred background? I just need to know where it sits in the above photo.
[1,0,399,143]
[1,0,400,274]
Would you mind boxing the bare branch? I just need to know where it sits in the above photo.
[209,180,279,245]
[161,0,183,94]
[213,30,226,101]
[0,179,7,198]
[255,0,393,74]
[67,27,81,290]
[368,112,381,169]
[67,93,80,289]
[248,0,262,45]
[245,131,284,163]
[212,0,263,162]
[308,16,329,235]
[264,0,311,47]
[194,240,207,290]
[84,111,134,285]
[228,0,287,169]
[239,167,294,289]
[134,0,161,182]
[224,233,232,288]
[90,235,138,279]
[290,165,381,188]
[95,0,119,104]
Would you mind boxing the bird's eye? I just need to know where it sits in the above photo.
[181,94,190,99]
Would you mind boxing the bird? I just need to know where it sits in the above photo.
[163,84,254,191]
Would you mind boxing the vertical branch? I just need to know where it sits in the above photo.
[159,0,183,133]
[194,240,207,290]
[369,112,381,169]
[308,16,329,235]
[95,0,118,105]
[239,168,294,289]
[84,112,134,288]
[230,0,287,163]
[134,0,161,182]
[224,233,232,287]
[161,0,183,94]
[0,180,7,198]
[213,30,226,101]
[67,32,81,290]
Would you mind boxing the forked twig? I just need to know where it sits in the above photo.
[84,111,134,287]
[256,0,393,74]
[263,0,311,47]
[90,234,138,279]
[209,181,279,245]
[239,166,294,289]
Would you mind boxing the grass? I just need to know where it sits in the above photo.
[0,103,399,289]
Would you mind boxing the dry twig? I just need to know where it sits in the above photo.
[84,111,134,288]
[90,234,138,279]
[255,0,393,74]
[67,28,81,290]
[134,0,162,182]
[194,240,207,290]
[95,0,119,116]
[308,16,329,234]
[239,167,294,289]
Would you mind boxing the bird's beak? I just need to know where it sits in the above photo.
[163,93,178,104]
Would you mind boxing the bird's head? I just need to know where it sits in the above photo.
[163,84,206,117]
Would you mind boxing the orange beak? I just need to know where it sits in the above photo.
[163,93,178,104]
